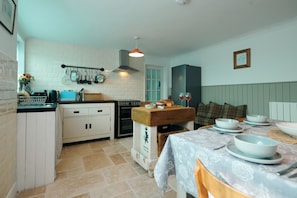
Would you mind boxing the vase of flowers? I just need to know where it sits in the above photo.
[18,73,34,92]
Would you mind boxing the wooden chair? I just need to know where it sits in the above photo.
[194,159,249,198]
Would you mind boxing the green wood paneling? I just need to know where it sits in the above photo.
[201,81,297,117]
[290,82,297,100]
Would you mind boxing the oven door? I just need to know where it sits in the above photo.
[119,118,133,135]
[116,105,138,138]
[120,106,133,119]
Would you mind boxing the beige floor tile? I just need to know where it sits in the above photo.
[17,186,46,198]
[19,137,177,198]
[167,175,177,192]
[110,154,126,165]
[72,193,91,198]
[102,144,128,155]
[45,177,70,194]
[89,140,111,152]
[68,170,105,190]
[120,151,132,158]
[56,157,83,173]
[90,181,131,198]
[127,175,166,198]
[65,167,86,178]
[102,164,138,184]
[55,171,67,181]
[83,153,113,172]
[112,191,137,198]
[61,143,93,158]
[32,195,45,198]
[162,189,177,198]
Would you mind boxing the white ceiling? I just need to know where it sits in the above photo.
[17,0,297,57]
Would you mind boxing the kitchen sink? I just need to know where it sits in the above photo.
[18,103,57,109]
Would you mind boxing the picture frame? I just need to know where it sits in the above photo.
[0,0,16,35]
[233,48,251,69]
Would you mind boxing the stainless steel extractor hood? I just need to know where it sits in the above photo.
[113,50,139,73]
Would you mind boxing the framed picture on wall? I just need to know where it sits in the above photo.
[233,48,251,69]
[0,0,16,35]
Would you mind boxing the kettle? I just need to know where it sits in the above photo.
[48,90,59,102]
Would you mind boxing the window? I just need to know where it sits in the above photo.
[17,35,25,75]
[145,65,163,103]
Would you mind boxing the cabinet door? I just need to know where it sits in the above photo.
[17,112,55,191]
[63,117,88,139]
[172,65,186,105]
[88,114,111,135]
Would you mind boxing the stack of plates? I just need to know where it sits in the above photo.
[244,114,270,126]
[226,142,283,164]
[213,125,244,133]
[226,134,282,164]
[213,118,244,133]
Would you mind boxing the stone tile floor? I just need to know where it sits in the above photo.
[16,137,177,198]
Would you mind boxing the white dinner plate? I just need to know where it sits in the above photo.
[226,143,283,164]
[244,120,271,126]
[213,124,244,133]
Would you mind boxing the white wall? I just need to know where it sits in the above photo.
[0,1,18,197]
[25,39,145,100]
[170,17,297,86]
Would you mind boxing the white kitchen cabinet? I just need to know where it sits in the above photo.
[17,111,56,191]
[61,103,115,143]
[55,105,63,164]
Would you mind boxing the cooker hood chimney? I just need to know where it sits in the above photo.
[113,50,139,73]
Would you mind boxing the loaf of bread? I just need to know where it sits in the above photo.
[156,99,174,107]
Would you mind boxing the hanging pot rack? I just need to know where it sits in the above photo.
[61,64,104,72]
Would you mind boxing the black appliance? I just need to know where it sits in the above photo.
[172,64,201,109]
[115,100,141,138]
[48,90,59,102]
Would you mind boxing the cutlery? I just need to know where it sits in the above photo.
[288,172,297,178]
[276,162,297,175]
[213,144,226,150]
[206,128,227,134]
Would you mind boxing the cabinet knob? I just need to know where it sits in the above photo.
[97,110,103,112]
[74,111,80,114]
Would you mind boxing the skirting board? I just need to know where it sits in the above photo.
[6,182,16,198]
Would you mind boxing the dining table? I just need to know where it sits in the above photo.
[154,121,297,198]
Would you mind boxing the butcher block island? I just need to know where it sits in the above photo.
[131,106,195,177]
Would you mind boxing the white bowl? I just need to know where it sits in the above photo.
[246,115,267,123]
[234,134,278,158]
[145,103,155,109]
[276,122,297,138]
[215,118,239,129]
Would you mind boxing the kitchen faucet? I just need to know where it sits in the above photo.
[78,88,84,101]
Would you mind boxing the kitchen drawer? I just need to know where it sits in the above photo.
[89,107,110,115]
[64,108,88,117]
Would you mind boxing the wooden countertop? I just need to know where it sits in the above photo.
[131,106,195,126]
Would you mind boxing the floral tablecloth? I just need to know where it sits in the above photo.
[154,122,297,198]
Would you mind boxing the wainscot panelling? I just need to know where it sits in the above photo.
[201,81,297,117]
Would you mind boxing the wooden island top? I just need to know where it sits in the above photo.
[131,106,195,126]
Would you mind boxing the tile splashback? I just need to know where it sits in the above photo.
[0,51,17,197]
[25,39,145,101]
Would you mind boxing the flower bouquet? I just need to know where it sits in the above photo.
[19,73,34,91]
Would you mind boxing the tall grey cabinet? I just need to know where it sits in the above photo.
[171,64,201,109]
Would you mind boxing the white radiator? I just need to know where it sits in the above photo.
[269,102,297,122]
